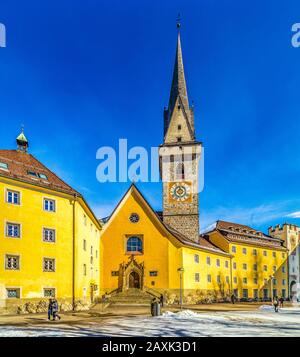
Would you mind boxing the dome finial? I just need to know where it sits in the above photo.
[16,125,29,152]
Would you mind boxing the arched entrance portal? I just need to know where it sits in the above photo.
[290,280,297,300]
[128,271,140,289]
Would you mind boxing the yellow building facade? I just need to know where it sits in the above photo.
[0,141,101,313]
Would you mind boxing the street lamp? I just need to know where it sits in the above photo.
[177,267,184,309]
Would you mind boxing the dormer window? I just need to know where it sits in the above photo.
[27,171,48,180]
[0,162,8,170]
[39,173,48,180]
[28,171,38,177]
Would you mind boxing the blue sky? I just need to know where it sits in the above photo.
[1,0,300,233]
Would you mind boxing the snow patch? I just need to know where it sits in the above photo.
[258,305,274,311]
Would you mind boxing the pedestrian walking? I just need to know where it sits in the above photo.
[52,299,61,320]
[279,296,284,308]
[160,294,164,308]
[47,298,53,320]
[273,296,279,313]
[231,294,235,304]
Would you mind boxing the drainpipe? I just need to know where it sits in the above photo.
[72,194,78,310]
[229,255,233,295]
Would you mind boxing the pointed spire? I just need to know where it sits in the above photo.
[168,20,189,117]
[16,126,29,152]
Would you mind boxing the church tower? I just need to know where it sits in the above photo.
[159,23,202,243]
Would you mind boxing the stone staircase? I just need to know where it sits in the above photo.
[108,288,156,306]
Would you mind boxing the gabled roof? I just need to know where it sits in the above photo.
[204,220,286,250]
[0,150,79,195]
[101,183,230,256]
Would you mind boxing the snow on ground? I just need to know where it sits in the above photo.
[1,307,300,337]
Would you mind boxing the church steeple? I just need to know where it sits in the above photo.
[164,21,195,141]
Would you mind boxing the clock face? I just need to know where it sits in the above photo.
[169,182,191,202]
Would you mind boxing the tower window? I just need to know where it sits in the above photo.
[126,236,143,254]
[178,124,181,130]
[176,163,185,180]
[177,137,182,142]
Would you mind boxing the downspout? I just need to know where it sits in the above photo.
[229,255,233,295]
[72,194,78,310]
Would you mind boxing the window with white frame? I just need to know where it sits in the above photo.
[43,288,55,297]
[6,222,20,238]
[206,257,211,265]
[233,277,237,284]
[217,275,221,283]
[282,279,286,286]
[243,277,247,284]
[0,162,8,170]
[6,288,20,298]
[226,276,230,283]
[263,265,268,272]
[253,249,257,256]
[6,190,20,205]
[254,277,258,284]
[207,274,211,283]
[233,262,237,269]
[216,259,220,267]
[5,255,20,270]
[149,271,158,276]
[44,198,55,212]
[194,254,199,263]
[272,251,276,258]
[225,261,229,268]
[43,228,56,242]
[242,248,247,255]
[253,264,257,271]
[243,263,247,270]
[263,250,267,256]
[231,246,236,253]
[43,258,55,272]
[195,273,200,282]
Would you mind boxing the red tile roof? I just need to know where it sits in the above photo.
[0,150,79,195]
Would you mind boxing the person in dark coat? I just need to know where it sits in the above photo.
[231,294,235,304]
[47,299,53,320]
[279,296,284,308]
[52,299,61,320]
[160,294,164,308]
[273,296,279,313]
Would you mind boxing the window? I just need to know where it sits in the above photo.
[225,261,229,268]
[264,278,268,285]
[83,264,87,276]
[273,289,277,297]
[0,162,8,170]
[233,262,237,269]
[254,277,258,284]
[206,256,211,265]
[253,264,257,271]
[217,275,221,284]
[90,256,93,265]
[194,254,199,263]
[6,288,20,298]
[176,163,185,180]
[216,259,220,267]
[272,252,276,258]
[43,288,55,298]
[83,215,87,225]
[207,274,211,283]
[231,246,236,253]
[177,137,182,143]
[243,263,247,270]
[233,277,237,284]
[253,289,258,299]
[43,228,55,242]
[83,239,86,251]
[6,223,20,238]
[44,198,55,212]
[150,271,158,277]
[263,289,268,299]
[39,173,48,180]
[243,277,247,284]
[263,265,268,272]
[282,289,286,298]
[129,213,140,223]
[273,266,277,272]
[253,249,257,256]
[111,271,119,276]
[7,190,20,205]
[242,289,248,298]
[226,276,230,283]
[282,279,286,286]
[282,252,285,259]
[273,279,277,286]
[282,266,285,273]
[126,236,143,253]
[5,255,20,270]
[27,170,38,177]
[178,124,181,130]
[43,258,55,272]
[195,273,200,282]
[242,248,247,255]
[263,250,267,257]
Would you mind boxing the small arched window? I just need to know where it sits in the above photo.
[126,236,143,253]
[176,163,185,180]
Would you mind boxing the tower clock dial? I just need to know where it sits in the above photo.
[169,182,191,202]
